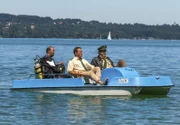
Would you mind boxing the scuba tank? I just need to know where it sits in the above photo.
[34,55,43,79]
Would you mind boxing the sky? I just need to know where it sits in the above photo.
[0,0,179,25]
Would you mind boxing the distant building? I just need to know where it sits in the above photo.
[6,22,12,26]
[31,25,35,30]
[58,21,63,25]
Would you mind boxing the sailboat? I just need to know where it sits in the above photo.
[107,31,112,40]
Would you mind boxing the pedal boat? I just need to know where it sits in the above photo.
[11,67,174,96]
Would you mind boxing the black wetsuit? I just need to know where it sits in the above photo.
[40,55,65,78]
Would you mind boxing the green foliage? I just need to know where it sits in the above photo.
[0,13,180,39]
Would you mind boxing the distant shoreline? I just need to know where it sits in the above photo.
[1,13,180,40]
[0,37,177,41]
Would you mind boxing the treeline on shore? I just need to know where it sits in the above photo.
[0,13,180,40]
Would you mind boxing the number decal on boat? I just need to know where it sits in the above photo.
[118,78,129,83]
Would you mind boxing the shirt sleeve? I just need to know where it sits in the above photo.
[67,60,73,72]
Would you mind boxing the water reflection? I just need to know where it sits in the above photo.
[66,96,131,123]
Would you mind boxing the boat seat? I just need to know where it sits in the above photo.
[101,67,140,81]
[83,76,96,84]
[71,75,95,84]
[57,74,73,78]
[42,73,72,79]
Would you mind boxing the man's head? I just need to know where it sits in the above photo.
[46,46,55,57]
[97,45,107,59]
[73,47,82,58]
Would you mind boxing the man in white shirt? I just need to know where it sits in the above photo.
[67,47,107,85]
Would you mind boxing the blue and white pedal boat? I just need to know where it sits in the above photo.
[11,67,174,96]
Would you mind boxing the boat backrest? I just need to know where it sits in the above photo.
[101,67,140,81]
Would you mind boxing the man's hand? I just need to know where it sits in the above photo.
[78,71,82,75]
[58,62,64,65]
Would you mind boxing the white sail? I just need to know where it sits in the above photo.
[107,31,112,40]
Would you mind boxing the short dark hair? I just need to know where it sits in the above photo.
[73,47,81,55]
[46,46,53,53]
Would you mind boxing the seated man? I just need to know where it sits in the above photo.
[67,47,107,85]
[91,45,126,70]
[40,46,66,78]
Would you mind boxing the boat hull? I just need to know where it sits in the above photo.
[13,86,141,96]
[139,86,171,95]
[12,78,141,96]
[101,68,174,95]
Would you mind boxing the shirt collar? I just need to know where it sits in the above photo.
[74,56,81,60]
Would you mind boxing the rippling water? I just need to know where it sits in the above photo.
[0,38,180,124]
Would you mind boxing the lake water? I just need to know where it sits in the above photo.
[0,38,180,125]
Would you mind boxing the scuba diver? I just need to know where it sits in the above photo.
[35,46,70,79]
